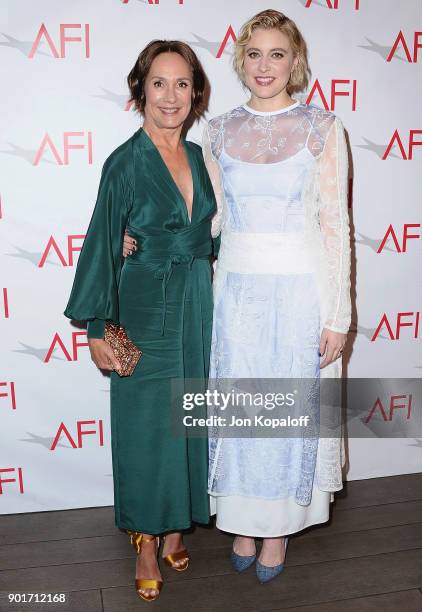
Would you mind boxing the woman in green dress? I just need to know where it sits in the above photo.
[64,41,216,602]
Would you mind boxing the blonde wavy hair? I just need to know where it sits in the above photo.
[233,9,310,95]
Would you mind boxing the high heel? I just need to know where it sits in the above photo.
[162,535,189,572]
[127,530,163,602]
[231,536,256,573]
[256,536,289,584]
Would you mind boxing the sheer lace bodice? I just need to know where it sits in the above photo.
[208,100,333,163]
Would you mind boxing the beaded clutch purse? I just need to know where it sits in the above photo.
[104,322,142,376]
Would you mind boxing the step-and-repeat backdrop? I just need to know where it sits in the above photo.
[1,0,421,513]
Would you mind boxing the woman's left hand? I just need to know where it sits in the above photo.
[123,232,137,257]
[319,328,347,369]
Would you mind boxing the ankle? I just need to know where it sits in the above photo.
[233,535,256,554]
[163,532,183,547]
[262,536,284,547]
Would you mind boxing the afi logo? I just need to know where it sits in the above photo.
[0,468,24,494]
[365,394,412,423]
[216,25,237,58]
[383,130,422,160]
[306,79,357,111]
[33,132,93,166]
[51,420,104,450]
[39,235,85,267]
[387,31,422,63]
[377,224,420,253]
[44,332,88,363]
[29,24,90,58]
[305,0,360,8]
[2,288,9,318]
[372,312,420,341]
[0,382,16,410]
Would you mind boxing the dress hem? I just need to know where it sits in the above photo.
[214,512,330,538]
[116,516,211,535]
[208,488,341,502]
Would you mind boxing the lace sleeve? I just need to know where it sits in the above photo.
[318,116,351,334]
[202,123,224,238]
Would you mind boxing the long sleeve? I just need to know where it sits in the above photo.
[202,124,225,255]
[64,154,132,338]
[318,117,351,334]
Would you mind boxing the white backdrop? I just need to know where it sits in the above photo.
[1,0,421,514]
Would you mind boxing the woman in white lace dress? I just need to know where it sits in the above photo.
[202,9,351,582]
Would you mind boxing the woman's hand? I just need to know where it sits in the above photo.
[88,338,122,374]
[123,232,137,257]
[319,328,347,369]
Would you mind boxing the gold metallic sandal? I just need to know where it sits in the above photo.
[127,531,163,602]
[162,536,190,572]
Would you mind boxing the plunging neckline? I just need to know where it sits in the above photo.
[141,128,195,225]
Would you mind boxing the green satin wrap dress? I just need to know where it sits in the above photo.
[64,128,216,534]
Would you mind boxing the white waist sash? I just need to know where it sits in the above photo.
[217,231,317,275]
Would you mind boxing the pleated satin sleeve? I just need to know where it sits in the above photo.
[64,146,134,338]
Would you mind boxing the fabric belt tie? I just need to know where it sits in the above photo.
[126,221,212,335]
[154,254,196,335]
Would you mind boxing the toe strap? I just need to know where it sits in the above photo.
[164,548,189,564]
[135,579,163,590]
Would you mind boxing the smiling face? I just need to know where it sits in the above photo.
[242,28,298,106]
[143,52,193,131]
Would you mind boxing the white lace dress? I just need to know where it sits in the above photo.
[202,100,351,537]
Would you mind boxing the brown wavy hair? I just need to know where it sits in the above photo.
[233,9,311,95]
[127,40,207,117]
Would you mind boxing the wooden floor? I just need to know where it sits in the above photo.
[1,474,422,611]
